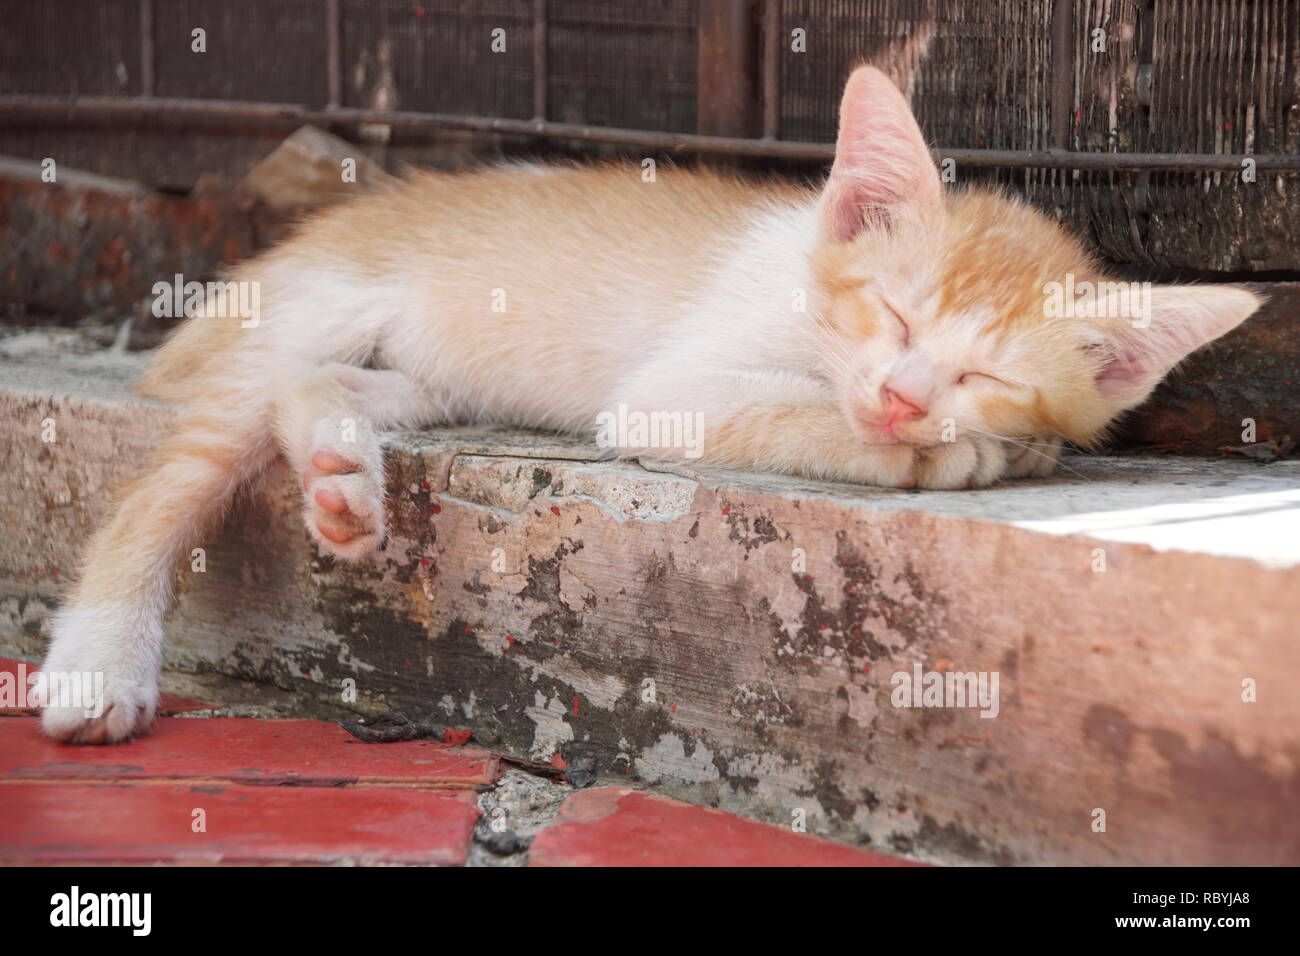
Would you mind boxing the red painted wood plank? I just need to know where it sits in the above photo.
[0,781,479,865]
[530,788,924,867]
[0,658,211,715]
[0,718,498,789]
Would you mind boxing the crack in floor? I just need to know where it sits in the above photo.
[467,766,573,867]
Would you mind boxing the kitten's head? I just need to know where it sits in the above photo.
[810,66,1262,451]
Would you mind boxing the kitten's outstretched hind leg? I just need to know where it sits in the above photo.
[276,364,438,562]
[41,365,433,744]
[41,405,278,743]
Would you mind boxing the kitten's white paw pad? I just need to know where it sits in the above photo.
[38,670,158,744]
[309,467,386,558]
[301,427,387,560]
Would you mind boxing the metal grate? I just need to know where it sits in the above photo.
[548,0,699,132]
[1,0,1297,269]
[2,0,1296,166]
[341,0,535,118]
[779,0,1056,150]
[153,0,330,103]
[0,0,142,97]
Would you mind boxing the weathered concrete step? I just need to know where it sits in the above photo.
[3,335,1299,866]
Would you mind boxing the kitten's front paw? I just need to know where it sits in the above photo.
[840,442,916,487]
[38,608,161,744]
[301,418,387,561]
[40,672,158,744]
[912,435,1007,489]
[867,443,918,487]
[1004,435,1063,478]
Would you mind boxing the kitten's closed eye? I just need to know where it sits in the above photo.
[956,371,1012,387]
[880,298,910,344]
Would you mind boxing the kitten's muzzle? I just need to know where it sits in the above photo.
[881,386,927,426]
[852,386,928,444]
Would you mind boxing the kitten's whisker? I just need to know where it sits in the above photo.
[963,426,1092,482]
[790,320,857,380]
[807,313,860,368]
[993,436,1067,449]
[959,426,1068,450]
[806,327,860,382]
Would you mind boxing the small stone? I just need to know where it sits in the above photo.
[475,827,529,856]
[237,126,392,209]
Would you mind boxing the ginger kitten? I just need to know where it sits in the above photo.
[40,67,1260,742]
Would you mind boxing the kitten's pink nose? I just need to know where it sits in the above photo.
[882,387,926,424]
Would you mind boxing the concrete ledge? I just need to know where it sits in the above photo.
[3,331,1299,865]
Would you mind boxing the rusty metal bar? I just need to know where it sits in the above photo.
[696,0,760,138]
[761,0,780,139]
[532,0,547,121]
[1050,0,1074,149]
[139,0,155,98]
[4,95,1299,171]
[325,0,342,109]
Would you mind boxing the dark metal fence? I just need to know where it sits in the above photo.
[1,0,1298,269]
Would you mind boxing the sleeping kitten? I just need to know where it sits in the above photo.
[40,67,1260,742]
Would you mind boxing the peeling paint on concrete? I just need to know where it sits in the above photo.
[842,682,879,729]
[525,691,575,761]
[530,656,625,711]
[636,732,722,786]
[448,456,696,522]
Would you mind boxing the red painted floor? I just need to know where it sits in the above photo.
[0,714,920,866]
[531,787,922,867]
[0,717,498,788]
[2,781,479,865]
[0,716,494,866]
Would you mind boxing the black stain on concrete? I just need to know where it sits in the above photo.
[529,467,553,499]
[725,508,784,553]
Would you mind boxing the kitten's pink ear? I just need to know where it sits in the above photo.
[819,66,941,242]
[1094,285,1262,404]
